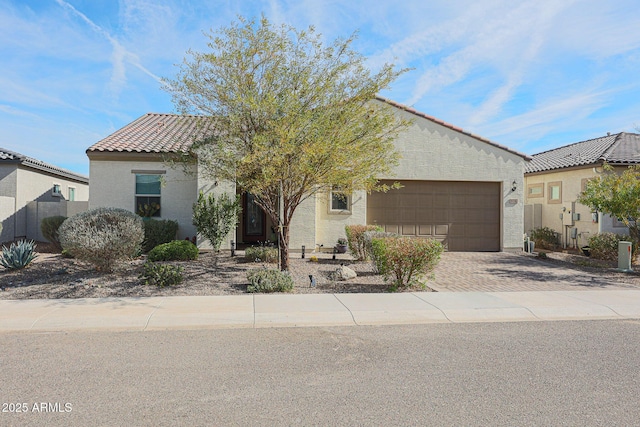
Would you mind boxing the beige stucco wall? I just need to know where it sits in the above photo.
[89,157,200,242]
[375,108,527,251]
[0,164,88,240]
[525,166,630,248]
[301,105,527,252]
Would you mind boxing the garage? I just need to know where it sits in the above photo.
[367,180,501,251]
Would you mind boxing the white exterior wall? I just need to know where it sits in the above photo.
[0,196,15,243]
[89,158,199,241]
[299,106,527,252]
[377,108,526,251]
[0,164,88,240]
[311,190,367,251]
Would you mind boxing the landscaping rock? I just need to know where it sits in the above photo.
[332,265,357,281]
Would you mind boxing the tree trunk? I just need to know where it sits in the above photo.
[279,224,290,271]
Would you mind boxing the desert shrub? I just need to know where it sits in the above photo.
[371,237,444,291]
[245,245,278,263]
[142,219,179,253]
[58,207,144,272]
[192,192,241,251]
[139,262,184,287]
[0,240,37,270]
[247,268,294,293]
[588,233,637,261]
[345,225,383,260]
[40,216,67,251]
[363,230,399,271]
[530,227,561,250]
[148,240,198,262]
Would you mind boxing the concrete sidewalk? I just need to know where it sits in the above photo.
[2,290,640,332]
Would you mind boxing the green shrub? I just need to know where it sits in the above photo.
[371,237,444,291]
[363,230,399,271]
[142,219,179,253]
[247,268,294,293]
[345,225,383,260]
[59,208,144,272]
[139,262,184,287]
[530,227,561,250]
[40,216,67,251]
[192,192,241,251]
[588,233,637,261]
[148,240,199,262]
[1,240,37,270]
[245,245,278,263]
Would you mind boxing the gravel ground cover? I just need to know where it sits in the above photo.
[2,242,639,299]
[0,243,391,299]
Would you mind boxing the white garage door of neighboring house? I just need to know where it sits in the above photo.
[367,180,501,251]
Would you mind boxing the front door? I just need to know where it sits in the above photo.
[242,193,266,243]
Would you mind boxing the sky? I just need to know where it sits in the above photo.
[1,0,640,176]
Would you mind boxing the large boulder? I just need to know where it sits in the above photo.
[332,265,357,281]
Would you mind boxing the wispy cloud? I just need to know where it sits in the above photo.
[54,0,163,98]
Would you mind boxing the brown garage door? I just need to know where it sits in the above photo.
[367,180,500,251]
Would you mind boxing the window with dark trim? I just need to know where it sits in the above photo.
[329,187,350,213]
[135,174,161,217]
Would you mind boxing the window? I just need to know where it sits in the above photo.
[613,217,627,228]
[548,181,562,204]
[135,174,161,217]
[329,187,350,213]
[68,187,76,201]
[527,183,544,198]
[52,184,61,197]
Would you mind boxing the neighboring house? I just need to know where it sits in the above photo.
[86,97,529,252]
[524,132,640,248]
[0,148,89,243]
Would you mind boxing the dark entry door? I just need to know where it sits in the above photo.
[242,193,266,243]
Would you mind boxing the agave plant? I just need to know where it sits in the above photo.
[0,240,37,270]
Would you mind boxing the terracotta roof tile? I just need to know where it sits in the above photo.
[525,132,640,173]
[87,113,212,154]
[89,100,532,162]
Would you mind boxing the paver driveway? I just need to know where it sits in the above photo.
[430,252,640,292]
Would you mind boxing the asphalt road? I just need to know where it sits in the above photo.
[2,320,640,426]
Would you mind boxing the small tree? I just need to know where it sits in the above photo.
[192,192,241,251]
[578,164,640,246]
[164,16,409,270]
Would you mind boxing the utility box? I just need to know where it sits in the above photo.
[618,241,633,272]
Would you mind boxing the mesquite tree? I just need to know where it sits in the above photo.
[164,16,409,270]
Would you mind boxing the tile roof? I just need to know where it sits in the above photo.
[88,100,532,161]
[525,132,640,173]
[86,113,211,154]
[375,96,532,160]
[0,147,89,183]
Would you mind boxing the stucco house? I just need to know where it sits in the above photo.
[524,132,640,248]
[0,148,89,243]
[86,97,529,252]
